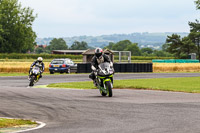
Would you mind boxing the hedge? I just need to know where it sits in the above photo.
[131,56,175,60]
[0,53,174,60]
[0,53,83,59]
[114,56,174,60]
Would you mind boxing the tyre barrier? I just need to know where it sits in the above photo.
[77,63,153,73]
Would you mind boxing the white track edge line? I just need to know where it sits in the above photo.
[0,117,46,133]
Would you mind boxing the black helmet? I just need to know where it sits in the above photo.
[95,48,103,58]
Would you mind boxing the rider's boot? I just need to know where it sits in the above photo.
[93,80,97,87]
[28,75,31,81]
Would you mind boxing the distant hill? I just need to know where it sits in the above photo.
[36,32,188,49]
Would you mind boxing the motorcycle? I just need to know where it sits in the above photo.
[94,62,114,97]
[29,66,41,86]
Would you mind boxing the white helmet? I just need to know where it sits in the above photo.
[37,57,43,62]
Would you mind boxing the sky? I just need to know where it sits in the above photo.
[19,0,199,38]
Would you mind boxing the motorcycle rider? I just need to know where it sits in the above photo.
[89,47,113,86]
[29,57,45,80]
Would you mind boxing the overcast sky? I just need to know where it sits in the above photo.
[19,0,199,38]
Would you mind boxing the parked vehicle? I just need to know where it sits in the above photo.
[94,62,114,97]
[49,58,77,74]
[29,66,41,86]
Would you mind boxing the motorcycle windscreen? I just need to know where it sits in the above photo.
[99,62,110,70]
[33,67,40,74]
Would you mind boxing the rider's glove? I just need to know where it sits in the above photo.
[29,68,32,73]
[110,62,113,67]
[91,65,96,71]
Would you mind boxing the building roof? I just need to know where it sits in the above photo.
[52,50,86,53]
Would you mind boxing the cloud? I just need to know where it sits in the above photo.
[19,0,199,37]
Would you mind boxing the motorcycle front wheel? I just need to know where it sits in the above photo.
[100,90,107,96]
[105,81,112,97]
[29,76,35,86]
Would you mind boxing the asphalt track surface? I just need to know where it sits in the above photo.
[1,73,200,133]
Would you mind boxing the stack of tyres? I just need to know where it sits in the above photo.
[86,63,92,73]
[141,63,146,72]
[136,63,140,72]
[113,63,120,72]
[132,63,137,72]
[126,63,133,72]
[77,63,87,73]
[144,63,148,72]
[77,63,153,73]
[120,63,126,72]
[149,63,153,72]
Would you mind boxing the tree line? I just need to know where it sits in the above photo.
[35,38,172,57]
[104,40,172,57]
[35,38,90,54]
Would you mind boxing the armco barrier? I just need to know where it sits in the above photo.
[77,63,153,73]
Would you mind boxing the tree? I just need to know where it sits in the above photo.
[104,42,115,49]
[153,50,166,57]
[181,36,196,55]
[141,47,153,55]
[195,0,200,9]
[188,19,200,32]
[0,0,37,53]
[164,34,182,58]
[35,47,45,54]
[111,40,132,51]
[164,33,197,59]
[188,32,200,60]
[47,38,68,51]
[70,41,88,50]
[125,43,141,56]
[0,5,3,44]
[188,7,200,61]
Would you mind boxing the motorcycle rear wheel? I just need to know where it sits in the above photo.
[105,81,112,97]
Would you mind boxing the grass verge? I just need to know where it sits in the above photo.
[47,77,200,93]
[0,118,37,128]
[48,81,96,89]
[0,72,67,77]
[0,73,29,76]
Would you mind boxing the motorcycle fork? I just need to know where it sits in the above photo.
[37,75,39,80]
[103,78,113,89]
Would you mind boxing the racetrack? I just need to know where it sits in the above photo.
[1,73,200,133]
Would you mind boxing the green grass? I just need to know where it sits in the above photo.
[0,72,66,76]
[0,73,29,76]
[47,77,200,93]
[0,118,37,128]
[48,81,96,89]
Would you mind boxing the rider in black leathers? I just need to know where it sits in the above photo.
[29,57,45,80]
[89,48,113,86]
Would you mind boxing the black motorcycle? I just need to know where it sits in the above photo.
[94,62,114,97]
